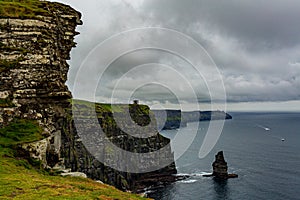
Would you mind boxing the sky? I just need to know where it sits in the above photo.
[50,0,300,111]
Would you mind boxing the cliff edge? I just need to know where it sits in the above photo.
[0,0,82,167]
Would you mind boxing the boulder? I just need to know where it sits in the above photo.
[61,172,87,178]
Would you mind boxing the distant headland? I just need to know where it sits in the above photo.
[152,110,232,130]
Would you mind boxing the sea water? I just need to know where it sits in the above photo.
[148,112,300,200]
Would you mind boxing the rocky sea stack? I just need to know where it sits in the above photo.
[204,151,238,179]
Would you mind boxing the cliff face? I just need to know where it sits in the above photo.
[69,100,177,192]
[0,0,177,193]
[0,1,82,167]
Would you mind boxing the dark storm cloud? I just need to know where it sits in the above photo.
[51,0,300,109]
[143,0,300,48]
[139,0,300,103]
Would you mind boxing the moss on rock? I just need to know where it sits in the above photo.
[0,118,43,146]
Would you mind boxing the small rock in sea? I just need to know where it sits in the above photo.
[204,151,238,179]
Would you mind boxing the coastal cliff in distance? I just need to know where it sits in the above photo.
[0,0,176,197]
[153,110,232,130]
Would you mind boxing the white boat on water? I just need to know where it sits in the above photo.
[257,124,270,131]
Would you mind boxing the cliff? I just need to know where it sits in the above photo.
[153,110,232,130]
[68,100,177,192]
[0,0,82,167]
[0,0,176,194]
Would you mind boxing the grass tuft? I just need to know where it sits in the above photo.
[0,118,43,146]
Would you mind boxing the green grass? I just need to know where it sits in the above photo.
[0,0,48,19]
[0,119,43,146]
[72,99,153,130]
[0,152,148,199]
[72,99,133,113]
[0,0,80,20]
[72,99,150,114]
[0,119,148,199]
[0,98,15,107]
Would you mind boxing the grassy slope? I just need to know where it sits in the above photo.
[0,155,145,200]
[0,119,147,199]
[0,155,146,200]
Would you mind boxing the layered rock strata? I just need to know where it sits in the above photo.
[0,1,82,168]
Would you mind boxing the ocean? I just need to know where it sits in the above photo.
[147,112,300,200]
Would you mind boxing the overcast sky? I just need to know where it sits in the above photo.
[51,0,300,111]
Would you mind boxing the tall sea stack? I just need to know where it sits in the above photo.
[212,151,228,179]
[212,151,238,179]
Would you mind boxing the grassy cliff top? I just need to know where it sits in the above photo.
[0,152,147,199]
[0,0,48,18]
[72,99,150,114]
[0,0,79,19]
[0,119,148,199]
